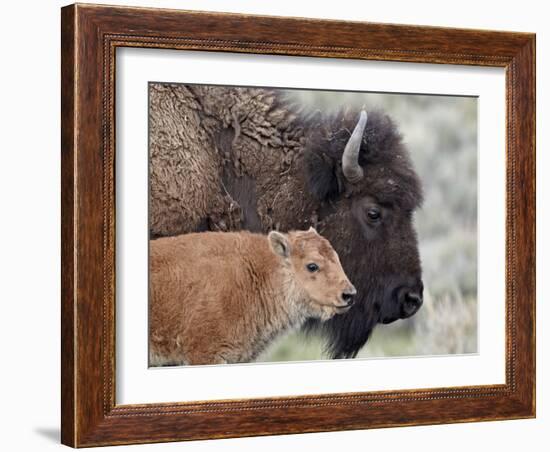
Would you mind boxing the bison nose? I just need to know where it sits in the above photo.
[400,290,423,318]
[341,285,357,306]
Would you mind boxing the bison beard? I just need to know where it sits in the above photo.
[303,239,384,359]
[149,84,424,359]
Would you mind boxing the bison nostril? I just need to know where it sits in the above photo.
[402,291,423,317]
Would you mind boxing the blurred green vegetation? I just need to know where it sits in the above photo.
[260,89,478,361]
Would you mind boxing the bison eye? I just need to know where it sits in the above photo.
[367,208,381,221]
[306,263,320,273]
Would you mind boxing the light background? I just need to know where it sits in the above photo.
[0,0,546,451]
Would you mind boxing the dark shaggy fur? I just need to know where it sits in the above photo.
[304,108,422,210]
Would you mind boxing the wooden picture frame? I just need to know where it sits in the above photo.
[61,3,535,447]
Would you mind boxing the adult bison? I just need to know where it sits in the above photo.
[148,84,424,358]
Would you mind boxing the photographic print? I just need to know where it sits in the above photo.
[148,83,478,366]
[61,5,535,445]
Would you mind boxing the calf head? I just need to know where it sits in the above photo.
[268,228,356,321]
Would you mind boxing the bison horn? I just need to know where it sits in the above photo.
[342,110,367,183]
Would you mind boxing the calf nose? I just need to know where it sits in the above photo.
[341,285,357,306]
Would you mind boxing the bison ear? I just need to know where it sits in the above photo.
[268,231,291,259]
[305,151,340,201]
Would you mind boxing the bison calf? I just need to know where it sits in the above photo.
[149,228,356,365]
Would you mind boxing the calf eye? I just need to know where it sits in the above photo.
[306,263,320,272]
[367,208,381,221]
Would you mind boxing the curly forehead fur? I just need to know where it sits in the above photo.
[303,108,424,211]
[290,230,336,261]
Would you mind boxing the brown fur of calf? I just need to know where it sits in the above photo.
[149,229,355,365]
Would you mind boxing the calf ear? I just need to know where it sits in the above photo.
[305,151,340,201]
[268,231,291,258]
